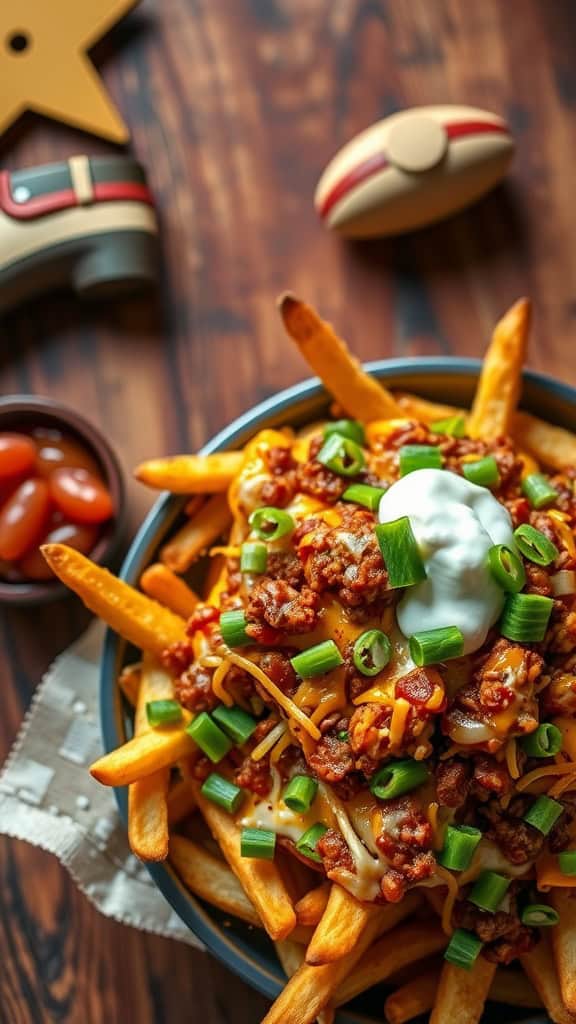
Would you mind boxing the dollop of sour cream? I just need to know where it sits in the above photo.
[378,468,515,655]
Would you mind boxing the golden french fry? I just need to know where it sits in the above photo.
[274,942,334,1024]
[41,544,187,656]
[127,656,173,861]
[515,410,576,471]
[278,293,401,422]
[384,965,541,1024]
[90,713,194,786]
[118,662,142,707]
[468,298,531,440]
[430,956,497,1024]
[169,835,261,926]
[306,883,379,965]
[140,563,199,618]
[394,392,464,424]
[193,784,296,941]
[490,968,542,1008]
[167,778,196,827]
[294,883,331,927]
[160,493,232,573]
[334,918,446,1005]
[135,452,243,493]
[551,888,576,1013]
[522,933,576,1024]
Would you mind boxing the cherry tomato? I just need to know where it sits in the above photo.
[0,478,51,560]
[32,428,100,478]
[19,522,100,580]
[49,468,114,524]
[0,433,36,480]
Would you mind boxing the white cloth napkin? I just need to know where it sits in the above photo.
[0,621,202,950]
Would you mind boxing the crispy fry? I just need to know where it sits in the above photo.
[468,298,531,440]
[41,544,187,655]
[522,932,576,1024]
[294,883,331,927]
[515,410,576,471]
[140,563,199,618]
[160,493,232,573]
[169,835,261,926]
[90,713,194,786]
[278,293,400,422]
[127,656,173,860]
[167,778,196,827]
[194,784,296,941]
[384,966,541,1023]
[334,918,446,1005]
[135,452,243,493]
[430,956,497,1024]
[306,883,379,965]
[551,888,576,1013]
[274,942,334,1024]
[394,392,463,424]
[490,969,542,1008]
[118,661,142,707]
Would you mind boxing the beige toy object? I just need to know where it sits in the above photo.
[315,105,514,238]
[0,0,140,144]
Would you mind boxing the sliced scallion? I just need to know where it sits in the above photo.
[409,626,464,666]
[283,775,318,813]
[514,524,559,566]
[399,444,442,476]
[469,871,510,912]
[444,929,483,970]
[323,419,365,446]
[219,609,251,648]
[462,456,500,488]
[487,545,526,593]
[370,759,428,800]
[240,541,267,574]
[145,699,183,728]
[520,723,563,758]
[500,593,554,642]
[522,473,559,510]
[240,827,277,860]
[212,704,258,745]
[342,482,387,512]
[352,629,392,677]
[431,415,467,438]
[523,795,563,835]
[186,712,233,763]
[521,903,560,927]
[295,823,328,862]
[558,850,576,875]
[249,507,294,542]
[290,640,343,678]
[316,433,365,477]
[201,772,245,813]
[375,517,426,589]
[437,825,482,872]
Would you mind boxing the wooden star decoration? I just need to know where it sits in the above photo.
[0,0,141,143]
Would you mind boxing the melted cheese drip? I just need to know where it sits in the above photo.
[239,771,337,843]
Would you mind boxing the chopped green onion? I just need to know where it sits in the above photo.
[283,775,318,813]
[249,507,294,542]
[342,482,387,512]
[487,545,526,594]
[240,541,267,574]
[444,928,483,970]
[409,626,464,666]
[352,629,392,677]
[212,704,258,745]
[523,795,563,835]
[324,419,365,446]
[295,823,328,863]
[522,473,559,510]
[186,712,233,763]
[500,593,554,642]
[145,699,183,728]
[290,640,343,678]
[437,825,482,871]
[337,729,349,741]
[399,444,442,476]
[514,524,559,566]
[375,517,427,589]
[316,433,365,477]
[469,871,510,912]
[521,903,560,927]
[370,758,428,800]
[462,456,500,488]
[558,850,576,875]
[240,827,277,860]
[201,772,245,813]
[219,609,251,648]
[520,723,563,758]
[431,415,467,438]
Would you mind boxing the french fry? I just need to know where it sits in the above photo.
[490,969,542,1008]
[169,835,261,926]
[167,778,196,827]
[274,942,335,1024]
[278,293,401,422]
[306,883,379,965]
[394,392,463,424]
[551,888,576,1013]
[468,298,531,440]
[90,713,194,786]
[127,656,173,861]
[294,883,331,927]
[521,933,576,1024]
[515,410,576,471]
[334,918,446,1005]
[41,544,187,655]
[430,956,497,1024]
[135,452,243,493]
[194,784,296,941]
[384,966,542,1023]
[160,493,232,573]
[118,661,142,707]
[140,563,199,618]
[276,849,317,904]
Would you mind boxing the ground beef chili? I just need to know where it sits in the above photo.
[246,577,320,636]
[453,894,537,963]
[176,663,219,712]
[317,828,355,874]
[375,795,435,902]
[478,797,547,864]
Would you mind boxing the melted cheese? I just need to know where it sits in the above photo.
[227,651,321,740]
[458,839,532,886]
[211,658,234,707]
[389,697,410,750]
[239,771,337,843]
[228,428,292,518]
[515,760,576,792]
[250,720,287,761]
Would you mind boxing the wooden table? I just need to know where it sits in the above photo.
[1,1,576,1019]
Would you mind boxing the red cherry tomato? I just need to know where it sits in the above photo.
[19,522,100,580]
[0,478,51,560]
[0,433,36,480]
[49,468,114,524]
[32,428,101,478]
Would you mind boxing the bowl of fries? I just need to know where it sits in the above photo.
[45,296,576,1024]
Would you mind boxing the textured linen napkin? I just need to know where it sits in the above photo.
[0,620,202,949]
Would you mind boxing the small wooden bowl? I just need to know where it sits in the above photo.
[0,395,125,605]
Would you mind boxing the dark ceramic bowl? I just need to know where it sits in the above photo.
[101,358,568,1024]
[0,395,125,605]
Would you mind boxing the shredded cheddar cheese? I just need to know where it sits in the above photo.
[548,772,576,798]
[515,760,576,792]
[270,730,293,764]
[209,545,241,558]
[389,697,410,750]
[251,720,288,762]
[505,738,520,780]
[549,509,576,558]
[211,658,234,707]
[226,651,321,740]
[434,865,459,936]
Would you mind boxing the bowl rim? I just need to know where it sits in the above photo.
[101,356,571,1022]
[0,394,125,605]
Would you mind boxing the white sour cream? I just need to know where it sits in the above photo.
[378,468,515,655]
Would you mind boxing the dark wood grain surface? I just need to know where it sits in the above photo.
[1,1,576,1020]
